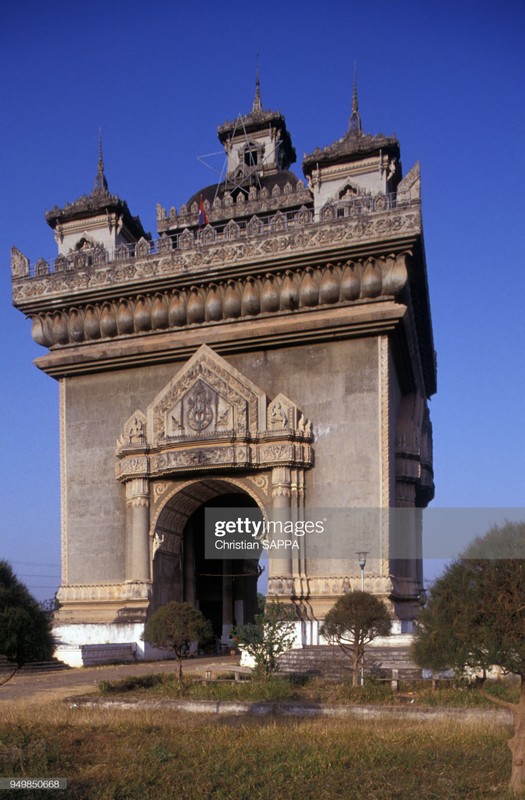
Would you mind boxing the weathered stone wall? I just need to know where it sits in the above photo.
[62,336,381,586]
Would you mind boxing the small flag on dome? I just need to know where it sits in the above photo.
[198,195,209,228]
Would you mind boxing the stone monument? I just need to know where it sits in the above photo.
[12,77,435,666]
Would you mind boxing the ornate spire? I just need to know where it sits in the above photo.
[252,59,263,113]
[348,63,362,134]
[93,129,108,193]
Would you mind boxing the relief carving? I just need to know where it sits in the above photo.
[116,410,148,453]
[11,246,30,279]
[186,380,215,432]
[247,473,270,496]
[153,482,171,502]
[114,345,314,479]
[268,393,298,430]
[150,345,264,442]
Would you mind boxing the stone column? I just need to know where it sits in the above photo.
[183,533,196,606]
[125,478,151,582]
[392,480,423,623]
[222,559,233,642]
[270,466,293,581]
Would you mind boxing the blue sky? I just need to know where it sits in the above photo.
[0,0,523,601]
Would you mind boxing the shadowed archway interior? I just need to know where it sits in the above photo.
[151,480,262,639]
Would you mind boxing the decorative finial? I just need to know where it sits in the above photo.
[348,62,362,134]
[94,129,108,192]
[98,129,104,171]
[253,55,262,113]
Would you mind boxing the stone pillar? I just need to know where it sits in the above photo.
[392,480,423,623]
[395,480,419,582]
[222,559,233,642]
[271,466,292,580]
[125,478,151,582]
[183,532,196,606]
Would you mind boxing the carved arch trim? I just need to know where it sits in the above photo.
[149,475,270,561]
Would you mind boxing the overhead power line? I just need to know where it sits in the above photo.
[5,560,60,568]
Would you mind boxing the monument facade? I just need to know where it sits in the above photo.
[12,79,435,666]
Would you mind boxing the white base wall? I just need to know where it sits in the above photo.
[53,622,173,667]
[54,620,414,668]
[298,620,414,647]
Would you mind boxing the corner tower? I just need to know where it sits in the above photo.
[12,84,436,666]
[45,136,149,260]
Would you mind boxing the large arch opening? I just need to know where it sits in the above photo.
[151,479,264,643]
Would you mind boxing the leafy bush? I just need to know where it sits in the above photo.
[234,602,296,679]
[320,591,391,687]
[143,602,213,689]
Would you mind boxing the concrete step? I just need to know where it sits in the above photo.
[277,645,423,681]
[0,655,71,674]
[21,658,71,673]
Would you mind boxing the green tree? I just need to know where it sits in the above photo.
[235,602,296,679]
[411,522,525,795]
[143,601,213,689]
[0,560,54,685]
[320,591,391,687]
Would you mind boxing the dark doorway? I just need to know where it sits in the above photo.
[184,492,262,639]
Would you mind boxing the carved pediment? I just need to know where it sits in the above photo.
[148,344,267,444]
[115,345,314,481]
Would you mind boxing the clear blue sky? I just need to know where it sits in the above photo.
[0,0,523,601]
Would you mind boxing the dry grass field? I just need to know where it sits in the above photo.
[0,693,519,800]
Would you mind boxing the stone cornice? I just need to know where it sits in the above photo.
[34,301,409,379]
[27,255,410,358]
[303,129,399,174]
[14,195,435,397]
[56,580,151,604]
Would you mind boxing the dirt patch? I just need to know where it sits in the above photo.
[0,656,238,705]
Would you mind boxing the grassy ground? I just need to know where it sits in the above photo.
[97,672,521,708]
[0,699,518,800]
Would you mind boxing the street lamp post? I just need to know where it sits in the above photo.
[356,550,368,687]
[357,551,368,592]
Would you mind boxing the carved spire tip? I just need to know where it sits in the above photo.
[94,128,108,193]
[349,62,362,134]
[253,55,263,113]
[98,128,104,173]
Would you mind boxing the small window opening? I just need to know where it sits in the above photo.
[244,149,258,167]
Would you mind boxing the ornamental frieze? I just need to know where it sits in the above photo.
[12,202,420,308]
[25,253,410,349]
[151,446,237,473]
[57,581,151,603]
[115,456,149,480]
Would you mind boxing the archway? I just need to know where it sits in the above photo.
[151,479,263,643]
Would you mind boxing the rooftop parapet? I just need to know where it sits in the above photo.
[12,181,421,305]
[158,178,312,232]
